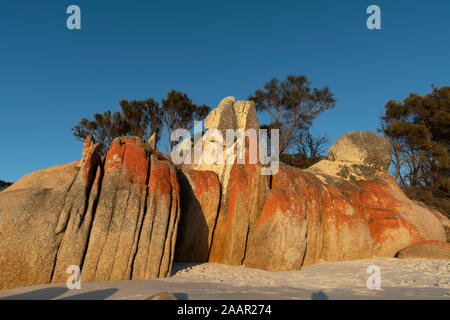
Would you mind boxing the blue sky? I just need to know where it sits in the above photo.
[0,0,449,181]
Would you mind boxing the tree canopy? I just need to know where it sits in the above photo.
[249,75,336,153]
[72,110,128,153]
[119,98,162,142]
[0,180,12,191]
[161,90,210,151]
[72,98,162,153]
[380,85,449,198]
[294,129,329,158]
[72,93,210,154]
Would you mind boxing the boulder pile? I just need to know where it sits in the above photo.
[0,97,448,290]
[175,98,448,270]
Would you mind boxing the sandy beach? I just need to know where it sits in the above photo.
[0,258,448,300]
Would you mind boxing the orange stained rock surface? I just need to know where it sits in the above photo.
[104,137,150,185]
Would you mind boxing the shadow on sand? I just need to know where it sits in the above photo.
[173,292,189,300]
[1,287,119,300]
[311,291,329,300]
[0,287,68,300]
[59,288,119,300]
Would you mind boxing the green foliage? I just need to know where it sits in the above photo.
[72,98,162,152]
[280,153,325,170]
[278,129,329,169]
[0,180,12,191]
[380,85,450,199]
[401,185,450,220]
[72,92,210,154]
[249,75,336,153]
[119,98,162,141]
[162,90,210,150]
[294,130,329,158]
[72,110,128,153]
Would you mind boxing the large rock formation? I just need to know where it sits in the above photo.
[175,169,221,262]
[396,240,450,260]
[0,136,180,290]
[327,131,391,171]
[1,97,448,291]
[174,99,449,270]
[178,97,271,267]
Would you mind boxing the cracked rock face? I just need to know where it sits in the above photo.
[178,161,448,270]
[175,169,221,263]
[0,136,180,290]
[174,102,447,269]
[187,96,262,196]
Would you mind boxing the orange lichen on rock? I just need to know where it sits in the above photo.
[149,155,173,195]
[0,136,182,290]
[255,189,291,228]
[208,164,251,265]
[104,137,149,185]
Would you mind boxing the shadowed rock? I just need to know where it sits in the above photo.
[175,169,220,262]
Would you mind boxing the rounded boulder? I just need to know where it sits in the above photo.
[328,131,391,171]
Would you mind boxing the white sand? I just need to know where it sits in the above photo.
[0,258,448,300]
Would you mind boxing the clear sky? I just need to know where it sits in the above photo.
[0,0,449,182]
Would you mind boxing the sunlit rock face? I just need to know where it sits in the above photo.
[0,136,180,290]
[175,103,448,270]
[396,240,450,260]
[1,98,448,291]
